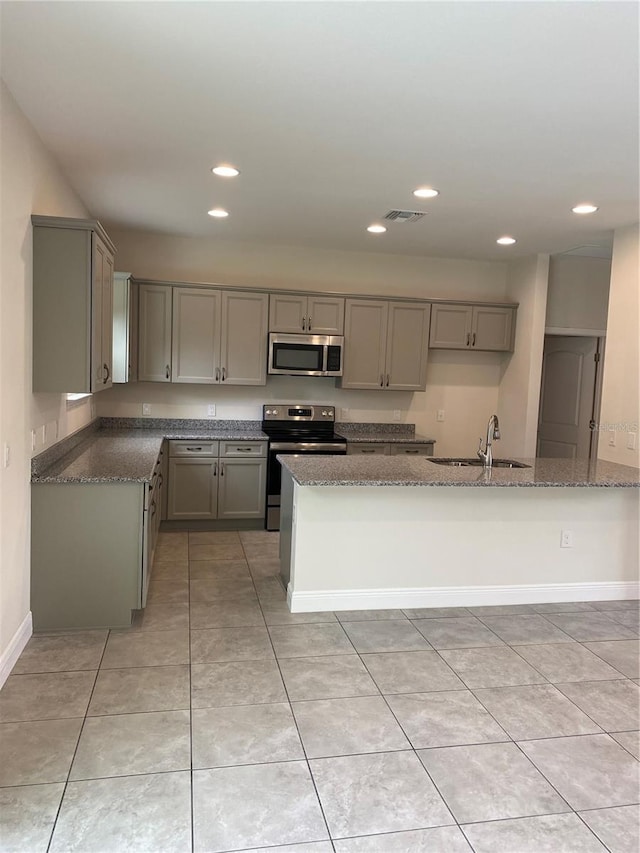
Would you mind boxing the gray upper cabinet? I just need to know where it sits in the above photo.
[220,291,268,385]
[269,293,344,334]
[32,216,116,393]
[429,303,515,351]
[138,284,173,382]
[112,272,138,383]
[139,285,268,385]
[340,299,431,391]
[172,287,221,383]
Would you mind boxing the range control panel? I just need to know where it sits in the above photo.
[262,404,335,422]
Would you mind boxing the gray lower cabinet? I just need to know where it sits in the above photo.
[31,444,164,630]
[167,440,266,521]
[348,441,434,456]
[429,303,516,351]
[347,443,390,455]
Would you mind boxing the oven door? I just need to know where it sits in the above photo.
[266,442,346,531]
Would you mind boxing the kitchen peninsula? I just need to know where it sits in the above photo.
[279,455,640,613]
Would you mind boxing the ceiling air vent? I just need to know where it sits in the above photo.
[383,209,426,223]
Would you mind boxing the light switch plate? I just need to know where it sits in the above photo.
[207,404,216,417]
[142,403,151,416]
[627,431,637,450]
[3,443,10,468]
[393,410,402,422]
[608,429,616,447]
[340,408,349,420]
[437,410,445,422]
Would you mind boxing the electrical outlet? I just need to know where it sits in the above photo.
[207,404,216,417]
[340,408,349,421]
[393,410,402,422]
[40,425,46,445]
[627,432,637,450]
[560,530,573,548]
[31,430,37,451]
[3,443,10,468]
[142,403,151,416]
[608,429,616,447]
[437,410,445,422]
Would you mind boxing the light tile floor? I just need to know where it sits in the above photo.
[1,529,639,852]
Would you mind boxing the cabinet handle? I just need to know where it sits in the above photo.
[165,364,171,379]
[236,447,251,452]
[362,449,375,454]
[386,374,390,387]
[302,317,306,331]
[308,317,312,330]
[215,367,220,382]
[186,446,203,452]
[380,374,384,387]
[466,333,471,347]
[213,462,218,476]
[158,474,163,488]
[221,367,226,382]
[150,500,157,517]
[405,449,419,454]
[220,463,224,477]
[472,332,476,347]
[103,363,110,383]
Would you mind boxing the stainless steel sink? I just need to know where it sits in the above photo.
[429,458,531,469]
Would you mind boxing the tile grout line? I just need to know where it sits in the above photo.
[241,534,337,852]
[45,629,110,853]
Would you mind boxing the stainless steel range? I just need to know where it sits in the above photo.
[262,404,347,531]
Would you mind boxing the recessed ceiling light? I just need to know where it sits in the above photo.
[208,208,229,218]
[211,165,240,177]
[572,203,599,215]
[413,187,439,199]
[367,224,387,234]
[496,236,516,245]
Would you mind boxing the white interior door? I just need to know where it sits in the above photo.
[537,336,598,459]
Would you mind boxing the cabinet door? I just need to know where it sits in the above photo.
[307,296,345,335]
[429,304,473,348]
[172,288,221,383]
[472,306,515,351]
[91,235,108,392]
[138,285,172,382]
[385,302,431,391]
[269,293,307,332]
[100,247,114,390]
[217,458,266,519]
[340,300,388,390]
[220,291,268,385]
[167,458,218,520]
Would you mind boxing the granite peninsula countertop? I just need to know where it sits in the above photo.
[278,454,640,488]
[334,423,435,444]
[32,426,268,484]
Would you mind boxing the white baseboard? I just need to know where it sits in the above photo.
[288,582,640,613]
[0,611,33,689]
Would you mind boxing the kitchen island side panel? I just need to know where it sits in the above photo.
[31,482,144,629]
[284,479,639,610]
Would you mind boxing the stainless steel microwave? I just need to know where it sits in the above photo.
[268,333,344,377]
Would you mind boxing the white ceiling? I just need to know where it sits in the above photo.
[1,1,637,261]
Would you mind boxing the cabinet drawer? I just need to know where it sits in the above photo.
[389,443,434,456]
[220,441,267,458]
[169,440,219,457]
[347,443,390,455]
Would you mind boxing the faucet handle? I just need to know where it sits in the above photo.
[477,437,485,459]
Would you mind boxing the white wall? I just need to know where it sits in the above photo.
[287,481,639,611]
[546,255,610,333]
[497,255,549,457]
[99,227,508,455]
[0,81,91,674]
[598,223,640,467]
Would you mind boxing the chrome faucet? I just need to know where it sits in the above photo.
[478,414,501,468]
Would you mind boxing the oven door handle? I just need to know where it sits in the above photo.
[270,442,347,452]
